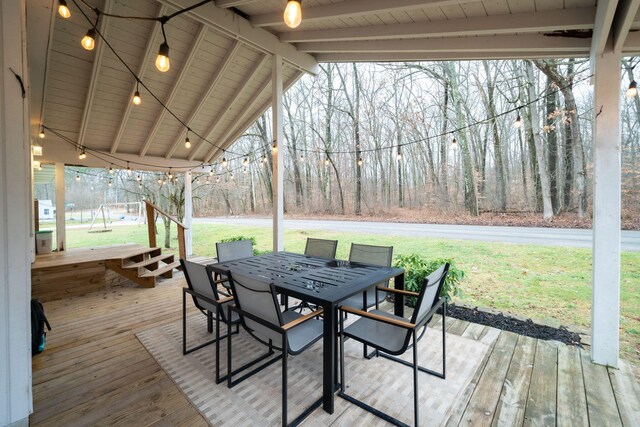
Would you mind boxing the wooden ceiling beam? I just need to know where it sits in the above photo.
[158,0,318,74]
[191,54,269,162]
[315,51,591,62]
[251,0,480,27]
[297,34,591,54]
[142,24,207,158]
[279,7,596,43]
[215,0,259,8]
[110,4,167,154]
[590,0,619,68]
[205,71,303,164]
[167,39,241,159]
[78,0,112,150]
[613,0,640,52]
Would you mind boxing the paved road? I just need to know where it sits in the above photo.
[194,217,640,251]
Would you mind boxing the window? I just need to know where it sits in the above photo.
[43,208,49,215]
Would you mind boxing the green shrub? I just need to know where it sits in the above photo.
[392,254,465,304]
[219,236,271,256]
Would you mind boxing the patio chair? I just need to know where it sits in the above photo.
[341,243,393,310]
[226,271,324,427]
[180,259,240,383]
[215,239,254,291]
[338,263,450,427]
[304,237,338,259]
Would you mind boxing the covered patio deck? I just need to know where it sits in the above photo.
[30,265,640,426]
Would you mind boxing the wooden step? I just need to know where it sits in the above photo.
[140,261,180,279]
[123,254,174,270]
[118,247,162,268]
[105,260,155,288]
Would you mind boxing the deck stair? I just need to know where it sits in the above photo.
[105,246,179,288]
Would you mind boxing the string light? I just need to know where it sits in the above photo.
[300,154,304,162]
[284,0,302,28]
[230,172,234,180]
[108,164,114,174]
[39,127,45,139]
[451,137,457,146]
[185,133,191,149]
[58,0,71,18]
[221,155,227,168]
[76,173,80,181]
[81,28,96,51]
[272,143,277,152]
[79,148,87,160]
[156,23,170,72]
[206,176,210,184]
[261,154,267,164]
[325,156,330,166]
[132,82,141,105]
[243,166,247,174]
[108,178,113,187]
[138,183,142,189]
[626,80,638,98]
[358,157,363,166]
[216,176,220,183]
[243,157,249,166]
[136,173,141,181]
[397,145,402,161]
[514,111,522,128]
[157,177,163,184]
[209,168,214,176]
[168,168,173,179]
[127,162,132,176]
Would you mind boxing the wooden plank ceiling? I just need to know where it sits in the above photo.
[27,0,640,170]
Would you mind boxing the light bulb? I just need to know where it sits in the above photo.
[243,167,247,174]
[79,149,87,160]
[206,177,210,184]
[39,129,45,139]
[127,167,132,176]
[325,158,330,166]
[243,157,249,166]
[626,80,638,98]
[81,28,96,51]
[209,169,214,176]
[358,158,363,166]
[58,0,71,18]
[136,174,141,181]
[168,169,173,179]
[76,173,80,181]
[132,91,141,105]
[284,0,302,29]
[109,165,114,174]
[272,143,277,152]
[216,176,220,183]
[397,152,402,161]
[138,183,142,189]
[452,138,457,145]
[156,42,170,72]
[514,115,522,128]
[108,179,113,187]
[222,157,227,168]
[230,172,234,179]
[185,137,191,149]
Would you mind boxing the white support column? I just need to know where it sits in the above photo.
[55,162,66,251]
[0,0,33,424]
[591,44,621,367]
[184,171,193,257]
[272,55,284,252]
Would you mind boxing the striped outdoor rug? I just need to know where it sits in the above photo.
[137,314,490,426]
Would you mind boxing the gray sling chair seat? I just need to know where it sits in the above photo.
[289,238,339,312]
[215,239,254,291]
[180,259,241,384]
[338,263,450,427]
[226,270,325,427]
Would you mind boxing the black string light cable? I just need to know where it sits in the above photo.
[67,0,243,156]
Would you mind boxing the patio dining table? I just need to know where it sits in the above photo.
[209,251,405,414]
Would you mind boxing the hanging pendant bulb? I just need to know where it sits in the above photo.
[185,136,191,149]
[284,0,302,28]
[109,164,114,174]
[514,112,522,128]
[243,157,249,166]
[81,28,96,51]
[79,148,87,160]
[626,80,638,98]
[157,177,163,184]
[325,157,330,166]
[451,137,457,146]
[358,158,363,166]
[261,154,267,164]
[138,183,142,189]
[230,172,234,180]
[206,176,210,184]
[132,81,142,105]
[272,143,277,152]
[300,154,304,162]
[39,128,45,139]
[168,168,173,179]
[58,0,71,18]
[156,41,170,72]
[76,173,80,181]
[127,165,132,176]
[209,169,214,176]
[397,146,402,161]
[108,179,113,187]
[216,176,220,183]
[136,174,141,181]
[243,167,248,174]
[222,157,227,168]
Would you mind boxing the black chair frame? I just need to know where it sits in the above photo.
[338,264,449,427]
[227,281,324,427]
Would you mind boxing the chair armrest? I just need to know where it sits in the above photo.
[213,278,228,285]
[184,287,230,307]
[340,306,415,329]
[282,308,324,331]
[376,286,418,297]
[217,295,234,304]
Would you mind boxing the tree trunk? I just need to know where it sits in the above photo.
[482,61,506,212]
[545,75,560,213]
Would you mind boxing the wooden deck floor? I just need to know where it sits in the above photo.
[31,273,640,426]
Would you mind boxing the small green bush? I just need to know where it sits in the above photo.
[219,236,271,256]
[392,254,465,304]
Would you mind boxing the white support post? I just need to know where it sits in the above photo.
[591,44,621,367]
[55,162,66,251]
[272,55,284,252]
[184,171,193,257]
[0,0,33,424]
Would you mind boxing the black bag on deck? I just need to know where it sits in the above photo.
[31,299,51,356]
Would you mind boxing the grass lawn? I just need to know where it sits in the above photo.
[60,221,640,362]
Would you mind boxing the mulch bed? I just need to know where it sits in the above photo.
[443,304,584,347]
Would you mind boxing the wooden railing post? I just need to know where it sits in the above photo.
[177,225,186,260]
[145,201,157,248]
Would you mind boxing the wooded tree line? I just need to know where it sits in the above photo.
[48,59,640,226]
